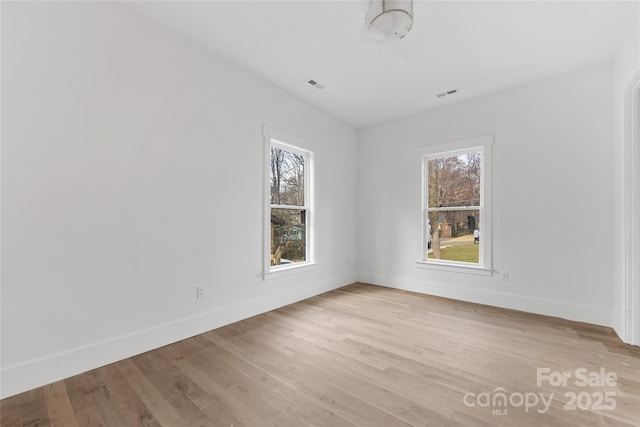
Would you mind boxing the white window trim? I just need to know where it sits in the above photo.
[416,134,493,275]
[263,126,316,280]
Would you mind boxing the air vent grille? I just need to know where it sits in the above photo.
[307,79,325,90]
[437,89,458,98]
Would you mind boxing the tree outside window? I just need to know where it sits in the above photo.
[269,144,310,267]
[425,150,483,264]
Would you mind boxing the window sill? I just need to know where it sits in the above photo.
[415,260,493,276]
[263,262,317,281]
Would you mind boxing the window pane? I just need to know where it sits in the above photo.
[426,210,480,264]
[427,152,481,208]
[270,208,306,266]
[271,147,305,206]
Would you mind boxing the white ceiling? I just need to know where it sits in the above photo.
[125,1,637,128]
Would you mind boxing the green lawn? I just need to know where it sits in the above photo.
[428,244,479,263]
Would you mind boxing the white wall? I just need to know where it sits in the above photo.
[612,4,640,343]
[358,63,614,326]
[1,0,634,401]
[1,2,358,398]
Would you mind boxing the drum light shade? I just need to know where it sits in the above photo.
[367,0,414,41]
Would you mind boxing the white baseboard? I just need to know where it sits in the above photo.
[611,311,626,343]
[359,273,613,328]
[0,275,355,399]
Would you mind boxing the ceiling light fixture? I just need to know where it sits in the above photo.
[365,0,414,41]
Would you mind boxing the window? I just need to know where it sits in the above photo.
[417,134,493,274]
[263,127,314,277]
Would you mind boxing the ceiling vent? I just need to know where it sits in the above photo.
[437,89,458,98]
[307,79,325,90]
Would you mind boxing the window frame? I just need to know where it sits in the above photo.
[263,126,315,279]
[416,134,493,275]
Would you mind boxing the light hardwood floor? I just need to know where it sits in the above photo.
[2,283,639,426]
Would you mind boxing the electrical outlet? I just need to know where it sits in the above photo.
[196,286,206,300]
[501,272,509,282]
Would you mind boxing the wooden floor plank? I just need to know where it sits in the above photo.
[2,283,639,426]
[129,351,208,423]
[116,358,187,427]
[188,336,354,427]
[43,381,79,427]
